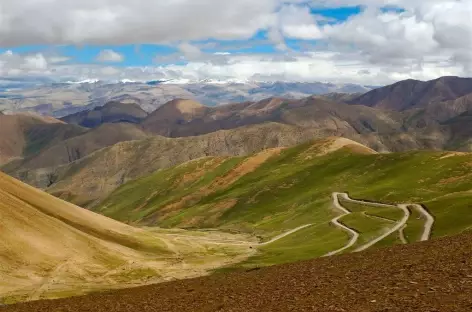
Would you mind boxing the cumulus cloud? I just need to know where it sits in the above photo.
[0,48,465,85]
[177,43,203,59]
[314,0,472,75]
[278,5,324,40]
[0,51,53,76]
[0,0,293,46]
[1,0,472,84]
[96,49,125,62]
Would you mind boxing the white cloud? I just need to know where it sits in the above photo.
[1,0,472,85]
[48,56,71,64]
[279,5,324,40]
[177,42,203,59]
[319,1,472,73]
[0,0,295,46]
[96,49,124,62]
[4,50,461,85]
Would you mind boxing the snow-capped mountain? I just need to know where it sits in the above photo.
[0,78,374,117]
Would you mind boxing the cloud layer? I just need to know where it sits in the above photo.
[0,0,471,84]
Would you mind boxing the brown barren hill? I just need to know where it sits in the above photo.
[141,98,207,136]
[349,76,472,112]
[140,96,449,152]
[0,113,83,165]
[0,171,176,301]
[60,101,149,128]
[12,122,151,171]
[4,231,472,312]
[43,123,322,206]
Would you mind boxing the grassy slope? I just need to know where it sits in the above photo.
[0,171,253,303]
[98,139,472,266]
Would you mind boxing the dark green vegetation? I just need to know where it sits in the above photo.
[97,138,472,267]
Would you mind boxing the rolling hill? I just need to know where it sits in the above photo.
[6,112,451,208]
[2,91,472,210]
[443,110,472,150]
[348,76,472,112]
[140,97,447,148]
[96,137,472,267]
[3,122,152,181]
[61,101,148,128]
[0,113,86,165]
[24,123,327,206]
[3,137,471,309]
[0,170,167,301]
[0,171,256,303]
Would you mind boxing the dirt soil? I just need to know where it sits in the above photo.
[4,231,472,312]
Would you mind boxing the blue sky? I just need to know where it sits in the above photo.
[0,6,364,67]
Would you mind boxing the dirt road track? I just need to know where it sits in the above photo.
[324,193,360,256]
[399,204,434,241]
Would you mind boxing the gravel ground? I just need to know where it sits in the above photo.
[3,231,472,312]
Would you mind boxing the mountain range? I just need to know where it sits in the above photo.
[3,76,472,207]
[2,76,472,306]
[0,80,371,117]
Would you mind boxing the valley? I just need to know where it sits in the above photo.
[0,171,257,303]
[2,1,472,309]
[95,137,471,269]
[1,76,472,308]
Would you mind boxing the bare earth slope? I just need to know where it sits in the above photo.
[4,112,451,208]
[3,122,151,186]
[61,101,148,128]
[0,171,171,300]
[4,231,472,312]
[349,76,472,111]
[141,97,448,152]
[39,123,324,206]
[0,113,85,165]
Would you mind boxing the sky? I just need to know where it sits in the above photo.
[0,0,471,85]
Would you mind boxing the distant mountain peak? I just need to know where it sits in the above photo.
[161,98,205,114]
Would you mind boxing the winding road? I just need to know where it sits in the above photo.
[162,224,314,247]
[160,193,434,255]
[325,192,435,256]
[324,193,360,256]
[399,204,434,241]
[257,224,314,246]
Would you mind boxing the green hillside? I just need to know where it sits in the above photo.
[97,138,472,267]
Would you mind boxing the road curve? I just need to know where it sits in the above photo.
[160,194,433,254]
[164,224,314,247]
[354,202,410,252]
[324,193,360,257]
[338,193,434,242]
[326,192,410,255]
[337,192,396,208]
[258,224,313,246]
[335,192,410,252]
[398,225,408,244]
[399,204,435,241]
